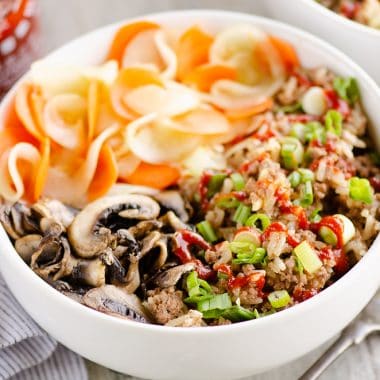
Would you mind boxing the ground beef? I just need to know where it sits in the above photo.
[145,287,187,324]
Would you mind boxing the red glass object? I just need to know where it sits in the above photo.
[0,0,40,99]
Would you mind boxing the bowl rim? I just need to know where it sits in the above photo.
[300,0,380,36]
[1,8,380,335]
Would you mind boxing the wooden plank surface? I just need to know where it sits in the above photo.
[37,1,380,379]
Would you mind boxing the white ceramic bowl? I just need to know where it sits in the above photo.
[1,10,380,380]
[265,0,380,84]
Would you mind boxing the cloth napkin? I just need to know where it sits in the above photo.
[0,275,88,380]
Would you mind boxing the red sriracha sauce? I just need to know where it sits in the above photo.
[215,264,266,296]
[312,216,344,248]
[261,222,300,248]
[174,230,214,280]
[251,128,276,142]
[293,287,318,303]
[340,1,361,19]
[279,204,309,230]
[198,171,213,210]
[325,89,350,118]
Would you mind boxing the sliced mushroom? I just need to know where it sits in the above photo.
[70,258,106,288]
[154,191,189,222]
[122,262,140,293]
[128,220,163,239]
[82,285,151,323]
[32,199,76,229]
[160,211,190,231]
[101,249,126,282]
[0,202,38,239]
[153,262,196,288]
[15,234,42,263]
[116,229,139,257]
[68,194,160,258]
[40,217,65,236]
[31,235,70,279]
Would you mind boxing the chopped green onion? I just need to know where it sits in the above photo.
[299,180,314,207]
[335,214,355,245]
[290,123,306,142]
[185,271,213,304]
[318,214,356,246]
[216,196,240,209]
[268,290,291,309]
[319,226,338,246]
[293,241,322,274]
[295,256,304,274]
[325,110,342,136]
[298,168,315,183]
[333,77,360,105]
[230,173,245,191]
[220,305,257,322]
[187,271,199,297]
[349,177,373,204]
[207,173,227,197]
[281,137,304,170]
[196,221,218,243]
[201,309,224,319]
[279,102,302,114]
[310,208,322,223]
[245,213,271,231]
[197,293,232,312]
[233,203,251,225]
[232,247,266,264]
[288,171,301,188]
[185,293,213,304]
[304,122,326,144]
[253,309,260,319]
[230,241,256,256]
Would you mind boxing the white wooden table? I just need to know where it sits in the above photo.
[38,1,380,379]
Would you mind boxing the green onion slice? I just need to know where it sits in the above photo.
[245,213,271,231]
[230,241,256,256]
[197,293,232,312]
[216,196,241,209]
[207,173,227,197]
[288,171,301,188]
[298,168,314,183]
[304,122,326,144]
[268,290,291,309]
[281,137,304,170]
[290,123,306,142]
[325,110,342,136]
[196,220,218,243]
[230,172,245,191]
[293,241,322,274]
[348,177,373,204]
[233,203,251,225]
[232,247,266,265]
[333,77,360,105]
[299,180,314,207]
[220,305,257,322]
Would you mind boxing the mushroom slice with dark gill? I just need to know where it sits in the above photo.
[32,199,76,230]
[15,234,42,263]
[0,202,38,239]
[68,194,160,259]
[82,285,151,323]
[153,262,196,288]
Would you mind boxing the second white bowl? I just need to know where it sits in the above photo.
[265,0,380,84]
